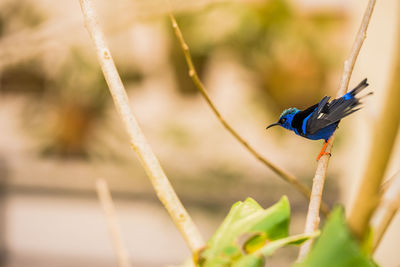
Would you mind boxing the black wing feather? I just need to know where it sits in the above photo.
[291,103,318,135]
[305,79,370,135]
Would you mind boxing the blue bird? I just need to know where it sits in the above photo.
[266,78,371,160]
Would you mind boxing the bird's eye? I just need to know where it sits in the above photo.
[280,118,286,124]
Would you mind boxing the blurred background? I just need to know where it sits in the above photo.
[0,0,399,266]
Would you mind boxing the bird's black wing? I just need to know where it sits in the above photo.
[305,79,369,135]
[303,96,333,135]
[291,103,319,135]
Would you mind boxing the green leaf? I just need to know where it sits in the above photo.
[198,196,290,265]
[295,207,378,267]
[258,231,320,258]
[242,232,268,254]
[232,254,264,267]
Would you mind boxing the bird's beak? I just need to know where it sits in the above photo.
[266,122,280,129]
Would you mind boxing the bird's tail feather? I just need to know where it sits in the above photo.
[349,78,369,96]
[358,91,373,99]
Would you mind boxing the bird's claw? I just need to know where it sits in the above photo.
[316,152,331,161]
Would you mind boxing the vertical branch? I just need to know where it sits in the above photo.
[348,1,400,240]
[298,0,376,259]
[297,140,333,259]
[372,171,400,252]
[96,179,132,267]
[336,0,377,97]
[79,0,204,252]
[168,14,330,215]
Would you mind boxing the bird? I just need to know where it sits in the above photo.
[266,78,371,160]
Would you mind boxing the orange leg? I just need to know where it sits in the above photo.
[316,138,332,161]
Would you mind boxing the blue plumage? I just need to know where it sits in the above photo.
[266,79,371,159]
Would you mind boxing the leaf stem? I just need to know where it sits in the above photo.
[79,0,204,253]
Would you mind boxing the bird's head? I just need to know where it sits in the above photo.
[266,108,299,131]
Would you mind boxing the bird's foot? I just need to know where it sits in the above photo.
[316,151,331,161]
[316,138,332,161]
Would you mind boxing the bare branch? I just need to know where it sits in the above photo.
[96,179,132,267]
[336,0,376,97]
[79,0,204,252]
[168,14,330,215]
[372,171,400,252]
[298,0,376,259]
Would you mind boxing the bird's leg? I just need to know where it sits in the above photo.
[316,138,332,161]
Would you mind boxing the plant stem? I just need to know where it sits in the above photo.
[372,171,400,252]
[347,1,400,240]
[96,179,132,267]
[168,14,330,215]
[79,0,204,253]
[298,0,376,260]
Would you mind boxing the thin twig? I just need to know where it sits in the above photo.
[79,0,204,253]
[347,1,400,241]
[298,0,376,260]
[371,171,400,252]
[168,14,330,216]
[96,179,132,267]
